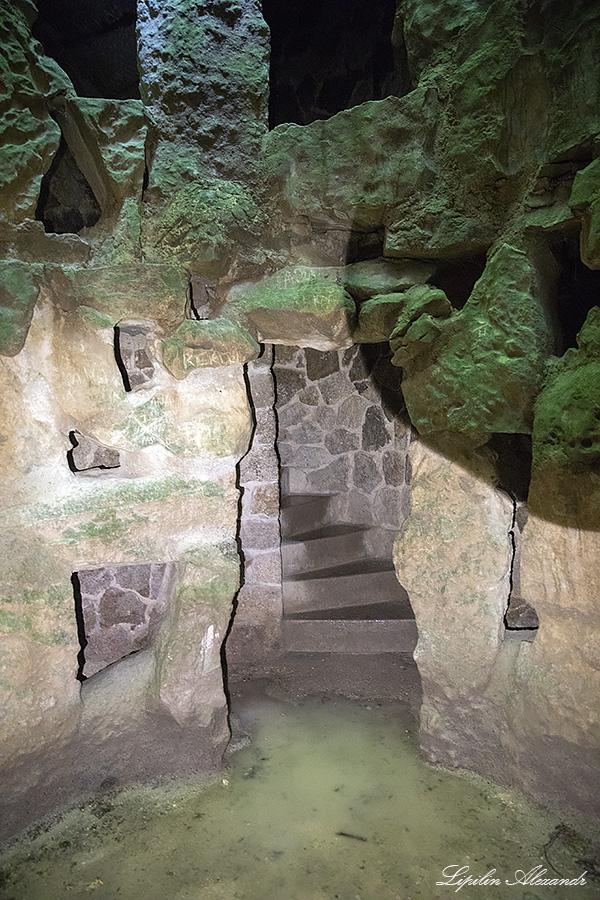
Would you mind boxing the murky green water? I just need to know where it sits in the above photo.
[1,688,597,900]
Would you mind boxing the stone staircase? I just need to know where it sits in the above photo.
[280,494,417,653]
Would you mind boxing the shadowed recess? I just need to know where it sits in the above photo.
[32,0,140,100]
[263,0,407,127]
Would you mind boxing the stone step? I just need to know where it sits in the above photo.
[285,597,414,621]
[283,567,406,615]
[282,618,418,654]
[282,524,396,576]
[280,493,333,539]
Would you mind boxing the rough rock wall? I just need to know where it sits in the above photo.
[0,0,265,838]
[2,0,600,830]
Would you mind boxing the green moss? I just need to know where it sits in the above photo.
[236,268,354,317]
[144,177,264,266]
[0,260,43,356]
[27,476,223,526]
[67,264,187,331]
[162,318,260,375]
[60,509,147,546]
[77,306,116,329]
[0,587,75,645]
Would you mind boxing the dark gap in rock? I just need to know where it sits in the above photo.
[32,0,140,99]
[545,232,600,352]
[263,0,406,127]
[114,323,155,392]
[188,279,218,320]
[113,325,133,392]
[35,136,102,234]
[488,433,533,503]
[345,229,385,263]
[221,362,259,712]
[502,498,540,636]
[71,572,87,683]
[429,252,488,310]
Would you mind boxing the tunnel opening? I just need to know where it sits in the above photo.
[273,343,417,655]
[546,231,600,352]
[32,0,140,100]
[263,0,408,127]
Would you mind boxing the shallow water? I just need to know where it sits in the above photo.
[1,688,597,900]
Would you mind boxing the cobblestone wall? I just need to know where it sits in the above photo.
[77,563,174,678]
[274,343,412,527]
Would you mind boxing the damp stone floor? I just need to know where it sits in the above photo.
[0,654,598,900]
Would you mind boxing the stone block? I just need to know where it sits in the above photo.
[353,452,383,493]
[305,347,340,380]
[253,407,277,445]
[68,431,121,473]
[249,483,279,517]
[245,550,282,585]
[239,451,280,484]
[383,450,406,486]
[230,267,356,350]
[505,595,539,630]
[0,260,43,357]
[325,428,360,455]
[250,371,276,408]
[318,370,352,405]
[344,257,435,301]
[161,318,260,377]
[239,517,281,551]
[354,293,409,343]
[336,395,368,430]
[306,456,350,493]
[275,366,307,406]
[363,406,390,450]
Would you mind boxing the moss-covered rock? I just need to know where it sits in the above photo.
[0,0,73,225]
[142,175,266,274]
[393,244,557,441]
[161,318,260,378]
[0,260,43,356]
[54,264,188,333]
[262,91,436,233]
[570,157,600,269]
[227,266,357,349]
[529,307,600,527]
[343,257,435,301]
[353,293,411,344]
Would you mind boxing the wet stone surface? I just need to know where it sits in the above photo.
[0,669,597,900]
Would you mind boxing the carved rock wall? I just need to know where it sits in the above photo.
[1,0,600,832]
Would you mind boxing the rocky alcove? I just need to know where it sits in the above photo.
[1,0,600,856]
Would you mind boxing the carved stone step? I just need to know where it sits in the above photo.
[282,618,418,654]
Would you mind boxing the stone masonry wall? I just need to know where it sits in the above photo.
[228,346,283,671]
[274,343,411,528]
[77,562,174,678]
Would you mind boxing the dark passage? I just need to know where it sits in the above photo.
[35,137,102,234]
[33,0,140,100]
[263,0,407,127]
[547,232,600,352]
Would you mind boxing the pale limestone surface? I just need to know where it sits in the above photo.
[395,439,600,815]
[0,289,252,815]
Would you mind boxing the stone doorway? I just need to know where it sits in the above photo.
[273,343,417,655]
